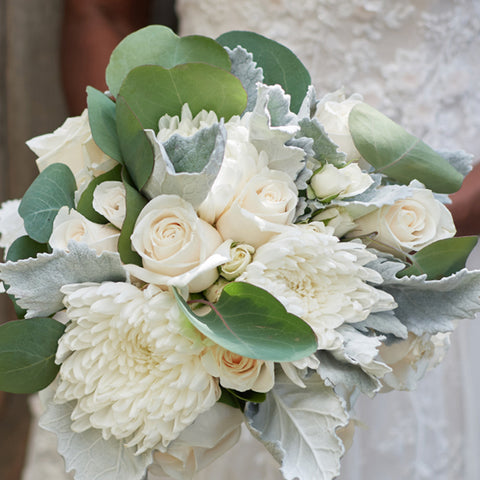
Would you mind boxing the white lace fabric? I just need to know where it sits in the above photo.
[174,1,480,479]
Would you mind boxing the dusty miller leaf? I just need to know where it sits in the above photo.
[245,370,348,480]
[39,389,151,480]
[142,124,226,208]
[437,149,473,177]
[248,84,305,182]
[225,46,263,113]
[0,242,127,318]
[354,311,408,340]
[368,255,480,335]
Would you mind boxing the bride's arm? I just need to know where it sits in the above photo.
[449,163,480,235]
[61,0,149,115]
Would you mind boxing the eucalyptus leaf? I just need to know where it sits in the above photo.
[116,95,155,190]
[6,235,50,262]
[106,25,231,97]
[0,317,65,393]
[437,149,474,177]
[217,31,311,113]
[86,87,123,163]
[19,163,76,243]
[118,63,247,131]
[349,103,463,193]
[118,170,147,266]
[0,242,127,318]
[76,164,123,224]
[398,236,478,280]
[39,392,151,480]
[173,282,317,362]
[245,371,348,480]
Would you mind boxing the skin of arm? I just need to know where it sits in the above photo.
[448,162,480,236]
[61,0,149,115]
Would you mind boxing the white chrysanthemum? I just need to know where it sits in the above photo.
[238,223,396,350]
[54,282,220,454]
[0,199,27,254]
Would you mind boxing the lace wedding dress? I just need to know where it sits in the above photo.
[21,1,480,479]
[172,1,480,479]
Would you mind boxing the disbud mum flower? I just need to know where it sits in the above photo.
[54,282,220,454]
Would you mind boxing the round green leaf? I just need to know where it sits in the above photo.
[118,63,247,131]
[115,96,155,190]
[349,103,463,193]
[19,163,76,243]
[174,282,317,362]
[217,31,311,113]
[0,317,65,394]
[117,168,147,266]
[6,235,50,262]
[86,87,123,163]
[398,236,478,280]
[106,25,231,97]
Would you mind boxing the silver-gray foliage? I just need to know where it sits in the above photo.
[0,242,127,318]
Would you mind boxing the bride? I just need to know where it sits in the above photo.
[23,1,480,479]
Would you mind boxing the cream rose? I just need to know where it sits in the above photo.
[201,344,275,392]
[127,195,227,292]
[312,207,356,238]
[49,206,119,254]
[315,91,364,163]
[350,189,456,256]
[150,403,243,480]
[310,163,373,201]
[379,332,450,391]
[220,243,255,280]
[27,110,117,192]
[216,168,298,248]
[92,181,126,229]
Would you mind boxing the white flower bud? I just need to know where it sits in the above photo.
[220,243,255,280]
[92,181,127,229]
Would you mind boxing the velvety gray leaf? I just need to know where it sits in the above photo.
[354,311,408,339]
[248,85,305,181]
[369,255,480,335]
[245,370,348,480]
[298,118,346,167]
[0,242,127,318]
[317,351,380,398]
[225,46,264,113]
[142,124,226,208]
[297,85,318,120]
[437,149,473,177]
[39,389,151,480]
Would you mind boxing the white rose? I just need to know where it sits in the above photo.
[201,344,275,393]
[150,403,243,480]
[350,189,456,256]
[312,207,356,238]
[310,163,373,201]
[220,243,255,280]
[27,110,117,192]
[379,332,450,391]
[127,195,227,292]
[92,181,126,229]
[0,199,27,255]
[216,168,298,248]
[204,277,229,303]
[315,91,364,163]
[49,206,119,254]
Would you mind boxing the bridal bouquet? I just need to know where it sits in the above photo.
[1,26,479,480]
